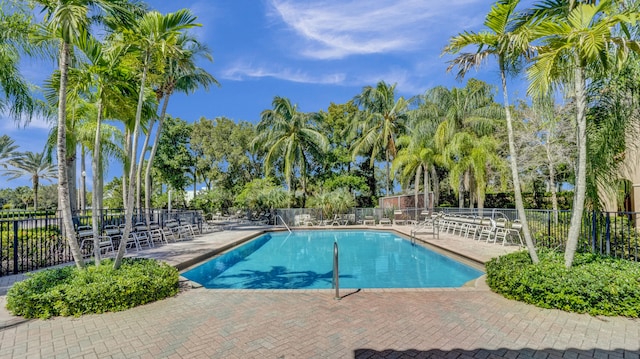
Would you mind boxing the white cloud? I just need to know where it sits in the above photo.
[0,112,53,132]
[267,0,485,59]
[221,62,346,85]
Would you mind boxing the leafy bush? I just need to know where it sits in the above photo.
[486,249,640,317]
[6,258,179,319]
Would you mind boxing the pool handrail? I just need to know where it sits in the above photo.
[275,214,291,233]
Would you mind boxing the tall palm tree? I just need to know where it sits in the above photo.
[428,80,502,209]
[444,0,539,263]
[392,131,436,215]
[34,0,133,270]
[526,0,640,268]
[254,96,329,206]
[350,81,411,196]
[144,33,219,221]
[113,9,200,268]
[4,151,56,210]
[72,32,135,262]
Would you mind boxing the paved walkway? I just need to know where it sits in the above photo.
[0,225,639,358]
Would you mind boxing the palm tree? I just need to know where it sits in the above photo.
[113,9,200,269]
[0,135,18,169]
[0,4,40,124]
[445,132,505,212]
[586,60,640,211]
[4,151,56,210]
[350,81,412,196]
[71,32,135,260]
[444,0,539,263]
[144,33,219,222]
[34,0,134,270]
[427,80,502,210]
[526,0,640,268]
[254,96,329,206]
[392,132,436,216]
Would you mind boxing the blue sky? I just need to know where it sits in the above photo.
[1,0,535,190]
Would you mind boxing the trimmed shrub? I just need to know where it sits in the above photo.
[6,258,179,319]
[486,249,640,317]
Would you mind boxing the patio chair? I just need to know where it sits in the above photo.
[78,227,95,258]
[393,210,405,226]
[477,218,497,242]
[103,225,122,249]
[134,223,154,248]
[490,218,509,244]
[148,223,167,246]
[165,220,193,241]
[503,220,525,247]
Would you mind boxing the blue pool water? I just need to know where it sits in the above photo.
[182,230,483,289]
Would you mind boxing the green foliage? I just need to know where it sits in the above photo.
[235,178,288,212]
[190,187,233,214]
[486,250,640,317]
[102,177,123,209]
[307,188,356,218]
[0,209,57,219]
[6,258,179,319]
[154,116,195,192]
[191,117,260,194]
[0,186,33,210]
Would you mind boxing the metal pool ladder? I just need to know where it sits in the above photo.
[275,214,291,233]
[333,241,340,300]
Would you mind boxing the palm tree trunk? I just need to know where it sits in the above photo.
[193,171,197,198]
[423,165,429,212]
[68,155,77,213]
[458,175,464,209]
[136,120,154,211]
[114,58,149,269]
[145,95,170,227]
[565,65,588,268]
[57,42,84,269]
[385,150,391,195]
[468,173,475,210]
[91,94,104,266]
[122,128,130,209]
[431,166,439,207]
[33,177,39,211]
[80,147,86,212]
[501,66,539,263]
[414,165,421,219]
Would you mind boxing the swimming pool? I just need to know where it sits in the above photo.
[181,230,484,289]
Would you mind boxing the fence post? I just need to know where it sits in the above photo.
[12,220,19,275]
[605,212,611,256]
[547,210,551,243]
[591,210,598,253]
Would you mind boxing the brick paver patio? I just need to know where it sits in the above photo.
[0,225,638,358]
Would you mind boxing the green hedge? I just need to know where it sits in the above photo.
[6,258,179,319]
[486,250,640,317]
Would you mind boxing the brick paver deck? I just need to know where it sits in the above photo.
[0,224,638,358]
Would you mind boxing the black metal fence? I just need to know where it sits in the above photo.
[3,207,639,277]
[431,207,640,261]
[0,209,204,277]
